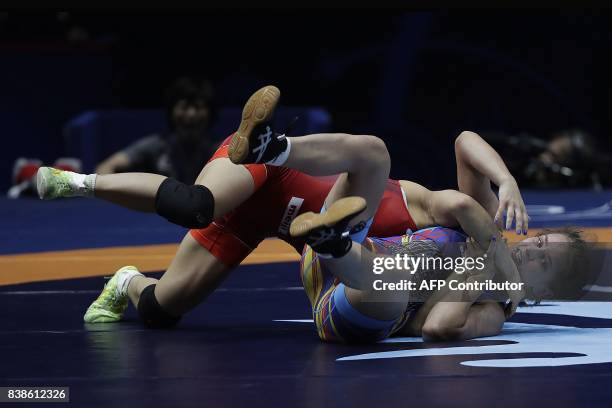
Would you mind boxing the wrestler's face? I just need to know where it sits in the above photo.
[172,99,211,141]
[512,233,571,299]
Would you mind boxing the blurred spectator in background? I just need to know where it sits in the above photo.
[484,129,611,190]
[95,77,218,183]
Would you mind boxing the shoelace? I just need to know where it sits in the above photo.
[253,126,274,163]
[101,277,124,307]
[252,116,301,164]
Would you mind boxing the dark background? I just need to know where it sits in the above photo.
[1,12,611,191]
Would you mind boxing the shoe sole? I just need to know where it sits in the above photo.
[289,196,367,238]
[228,85,280,164]
[36,166,51,200]
[83,308,122,323]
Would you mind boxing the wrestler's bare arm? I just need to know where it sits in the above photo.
[454,130,528,234]
[396,184,496,247]
[417,237,509,342]
[397,265,507,341]
[402,242,512,342]
[421,301,505,341]
[398,130,522,231]
[395,192,522,340]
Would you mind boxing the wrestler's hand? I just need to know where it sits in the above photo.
[492,238,526,317]
[455,236,499,304]
[494,177,529,235]
[463,237,497,282]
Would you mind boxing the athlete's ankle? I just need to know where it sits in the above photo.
[63,171,97,197]
[82,173,97,197]
[120,268,144,297]
[311,234,352,259]
[265,136,291,166]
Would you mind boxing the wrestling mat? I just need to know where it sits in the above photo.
[1,190,611,407]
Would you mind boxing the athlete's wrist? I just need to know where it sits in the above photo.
[497,175,516,188]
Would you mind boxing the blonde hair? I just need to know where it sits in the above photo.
[538,226,590,299]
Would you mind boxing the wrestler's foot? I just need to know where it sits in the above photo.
[83,266,141,323]
[228,85,288,165]
[290,197,367,258]
[36,167,96,200]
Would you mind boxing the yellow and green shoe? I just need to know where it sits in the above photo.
[36,166,94,200]
[83,266,138,323]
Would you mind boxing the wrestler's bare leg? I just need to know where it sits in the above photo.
[227,86,389,224]
[284,133,390,223]
[311,218,411,321]
[88,159,257,318]
[108,159,256,315]
[93,158,255,218]
[126,233,231,315]
[281,132,402,320]
[102,133,394,316]
[93,172,165,212]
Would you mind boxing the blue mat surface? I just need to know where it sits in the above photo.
[0,264,611,407]
[1,197,185,255]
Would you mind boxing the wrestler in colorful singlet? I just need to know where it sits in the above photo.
[301,227,468,343]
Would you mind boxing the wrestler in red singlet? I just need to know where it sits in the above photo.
[190,135,417,265]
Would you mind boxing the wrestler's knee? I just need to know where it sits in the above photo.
[361,135,390,172]
[155,178,214,229]
[137,285,182,329]
[337,133,390,172]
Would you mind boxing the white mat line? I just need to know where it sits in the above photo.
[583,285,612,293]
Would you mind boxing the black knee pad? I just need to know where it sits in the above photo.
[137,285,181,329]
[155,178,214,229]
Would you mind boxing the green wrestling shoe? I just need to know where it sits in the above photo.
[83,266,140,323]
[36,166,95,200]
